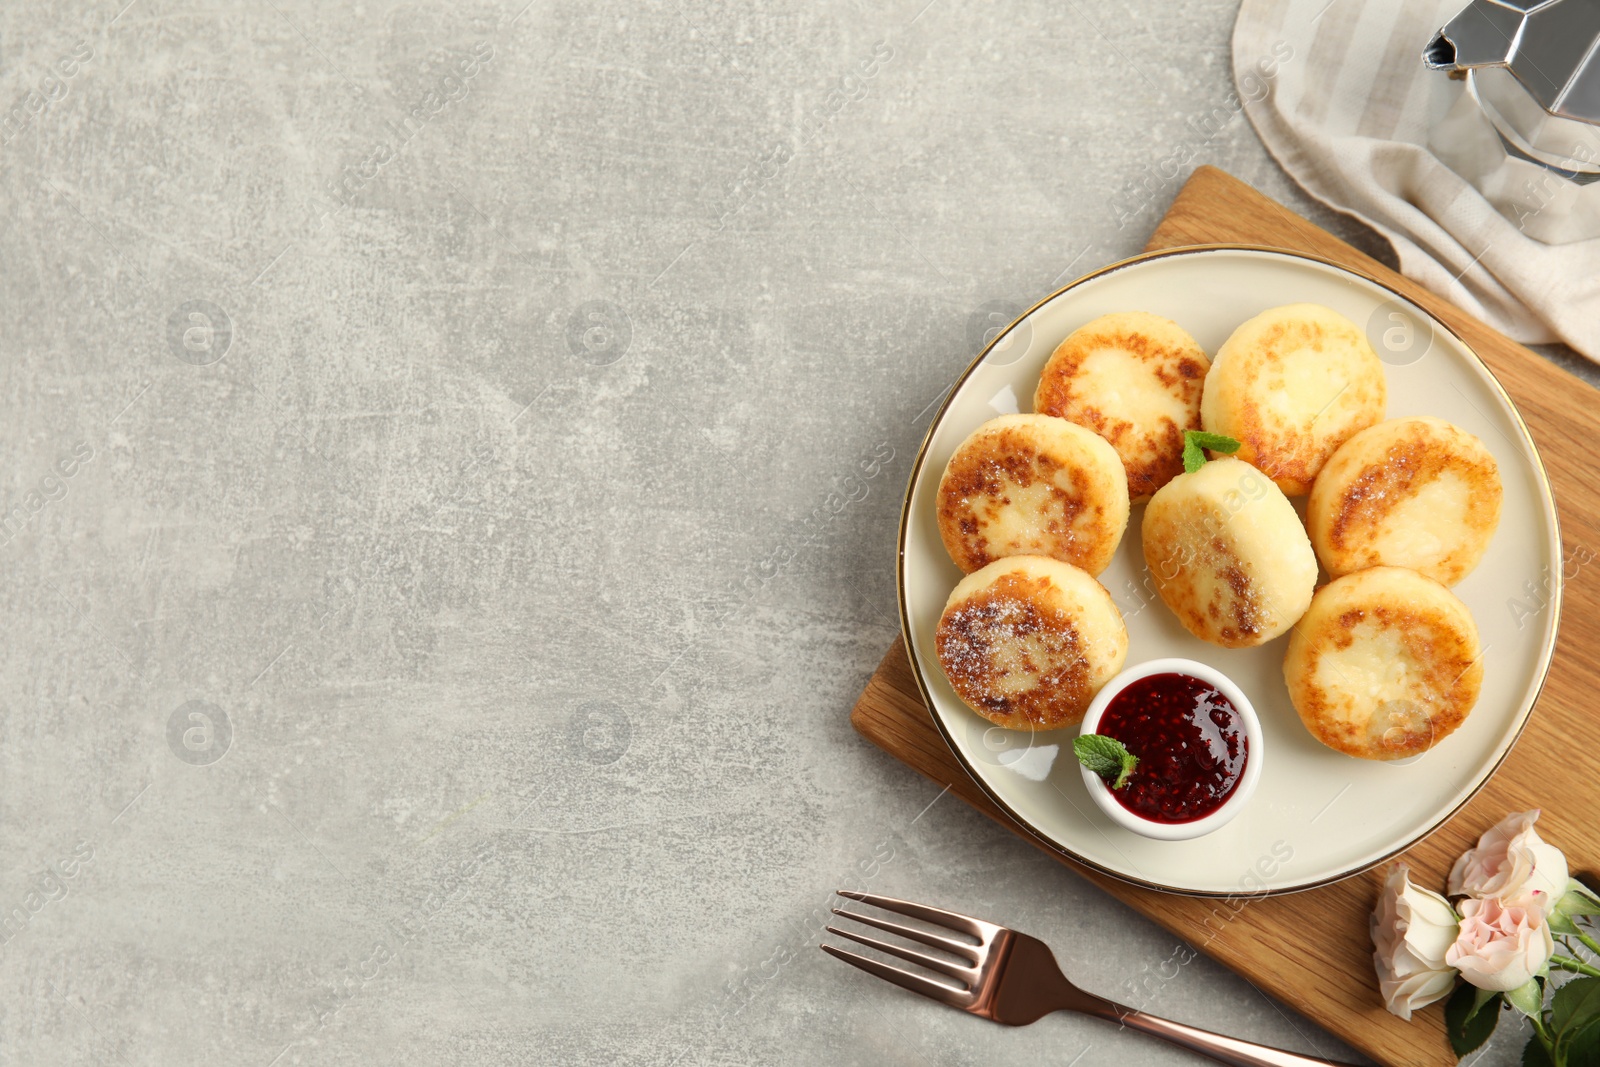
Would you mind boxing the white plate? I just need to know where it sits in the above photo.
[898,246,1562,896]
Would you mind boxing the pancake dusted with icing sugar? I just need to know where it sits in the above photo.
[936,413,1129,576]
[1201,303,1386,496]
[1284,567,1483,760]
[1140,456,1317,648]
[1307,416,1502,586]
[1034,311,1210,502]
[935,555,1127,729]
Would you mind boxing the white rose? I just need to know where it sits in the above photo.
[1448,810,1569,916]
[1371,863,1460,1020]
[1446,896,1554,992]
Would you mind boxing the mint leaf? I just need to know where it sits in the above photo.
[1447,983,1502,1058]
[1182,430,1243,474]
[1072,735,1122,778]
[1074,734,1137,789]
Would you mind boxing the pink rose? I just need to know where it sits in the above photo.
[1371,864,1460,1019]
[1445,896,1553,992]
[1448,810,1568,916]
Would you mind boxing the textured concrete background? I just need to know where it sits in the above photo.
[0,1,1581,1064]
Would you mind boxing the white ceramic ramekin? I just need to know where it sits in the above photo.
[1077,657,1263,842]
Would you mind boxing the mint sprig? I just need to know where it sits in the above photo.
[1073,734,1138,789]
[1182,430,1242,474]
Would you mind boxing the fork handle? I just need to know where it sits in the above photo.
[1089,1002,1360,1067]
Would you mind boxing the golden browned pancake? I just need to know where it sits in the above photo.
[1306,416,1501,586]
[935,555,1127,729]
[1033,311,1210,502]
[1283,567,1482,761]
[1201,303,1387,496]
[936,414,1129,576]
[1140,456,1317,648]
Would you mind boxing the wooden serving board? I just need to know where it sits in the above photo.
[851,166,1600,1066]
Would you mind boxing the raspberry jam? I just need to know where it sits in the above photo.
[1095,673,1247,824]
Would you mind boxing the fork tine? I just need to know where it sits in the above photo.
[835,890,989,938]
[829,907,981,963]
[820,944,969,1007]
[825,924,976,982]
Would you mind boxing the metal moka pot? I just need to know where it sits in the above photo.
[1425,0,1600,243]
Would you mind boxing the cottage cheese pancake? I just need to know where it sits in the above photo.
[1201,303,1386,496]
[1284,567,1482,761]
[936,414,1129,576]
[1307,416,1501,586]
[1034,311,1210,503]
[1141,456,1317,648]
[936,555,1127,729]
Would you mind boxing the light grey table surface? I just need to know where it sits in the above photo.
[1,1,1587,1065]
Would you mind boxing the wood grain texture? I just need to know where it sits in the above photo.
[850,166,1600,1067]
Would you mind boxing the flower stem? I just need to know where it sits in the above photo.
[1578,932,1600,959]
[1552,953,1600,978]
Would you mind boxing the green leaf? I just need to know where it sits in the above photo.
[1447,983,1502,1058]
[1073,734,1138,789]
[1552,881,1600,935]
[1566,1019,1600,1067]
[1525,1033,1558,1067]
[1468,985,1502,1022]
[1181,430,1243,474]
[1572,880,1600,912]
[1508,978,1546,1020]
[1555,979,1600,1037]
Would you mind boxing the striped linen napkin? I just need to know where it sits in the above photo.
[1233,0,1600,360]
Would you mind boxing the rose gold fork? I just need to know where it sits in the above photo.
[822,891,1357,1067]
